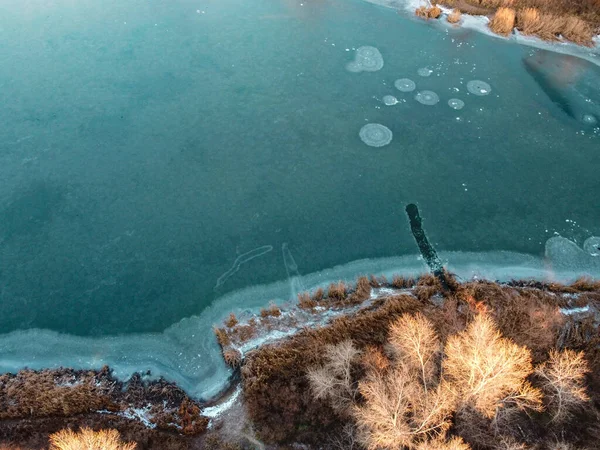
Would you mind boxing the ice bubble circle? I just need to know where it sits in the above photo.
[415,90,440,106]
[418,67,433,77]
[383,95,399,106]
[346,46,384,73]
[448,98,465,110]
[394,78,416,92]
[359,123,393,147]
[467,80,492,96]
[582,114,597,125]
[583,236,600,256]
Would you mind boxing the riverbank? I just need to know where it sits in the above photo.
[1,274,599,449]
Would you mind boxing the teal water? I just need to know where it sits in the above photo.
[1,0,599,343]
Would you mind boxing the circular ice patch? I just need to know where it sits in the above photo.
[467,80,492,96]
[417,67,433,77]
[448,98,465,110]
[383,95,399,106]
[582,114,598,125]
[583,236,600,256]
[394,78,416,92]
[346,46,384,73]
[359,123,393,147]
[415,90,440,106]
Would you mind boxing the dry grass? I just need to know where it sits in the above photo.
[260,304,281,318]
[516,7,543,34]
[224,313,238,328]
[223,349,243,368]
[312,287,325,301]
[214,327,230,347]
[560,16,595,45]
[416,5,443,19]
[49,428,136,450]
[328,282,347,301]
[489,7,516,34]
[442,0,599,44]
[447,8,463,22]
[298,292,317,309]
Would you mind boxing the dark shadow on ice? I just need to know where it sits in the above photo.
[523,50,600,126]
[405,204,454,290]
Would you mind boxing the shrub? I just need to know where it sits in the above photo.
[49,428,136,450]
[447,9,462,23]
[443,314,542,418]
[535,349,590,422]
[490,7,516,35]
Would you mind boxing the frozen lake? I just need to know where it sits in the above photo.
[0,0,599,397]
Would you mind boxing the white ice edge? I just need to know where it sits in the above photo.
[97,406,157,429]
[560,305,591,315]
[0,236,598,399]
[202,385,242,420]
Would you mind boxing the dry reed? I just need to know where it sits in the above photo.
[489,7,516,35]
[447,8,462,23]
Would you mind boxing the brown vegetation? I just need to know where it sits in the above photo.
[242,276,600,448]
[447,9,463,23]
[224,313,238,328]
[223,348,243,368]
[49,427,136,450]
[438,0,599,45]
[260,304,281,318]
[416,5,443,19]
[214,327,231,347]
[0,366,208,446]
[489,7,516,35]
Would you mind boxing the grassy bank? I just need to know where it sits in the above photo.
[417,0,600,46]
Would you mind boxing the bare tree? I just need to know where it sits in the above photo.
[388,313,441,389]
[354,367,454,450]
[443,314,543,418]
[415,436,472,450]
[535,349,590,423]
[307,340,361,414]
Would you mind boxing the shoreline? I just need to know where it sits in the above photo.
[0,236,599,401]
[2,274,599,448]
[361,0,600,66]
